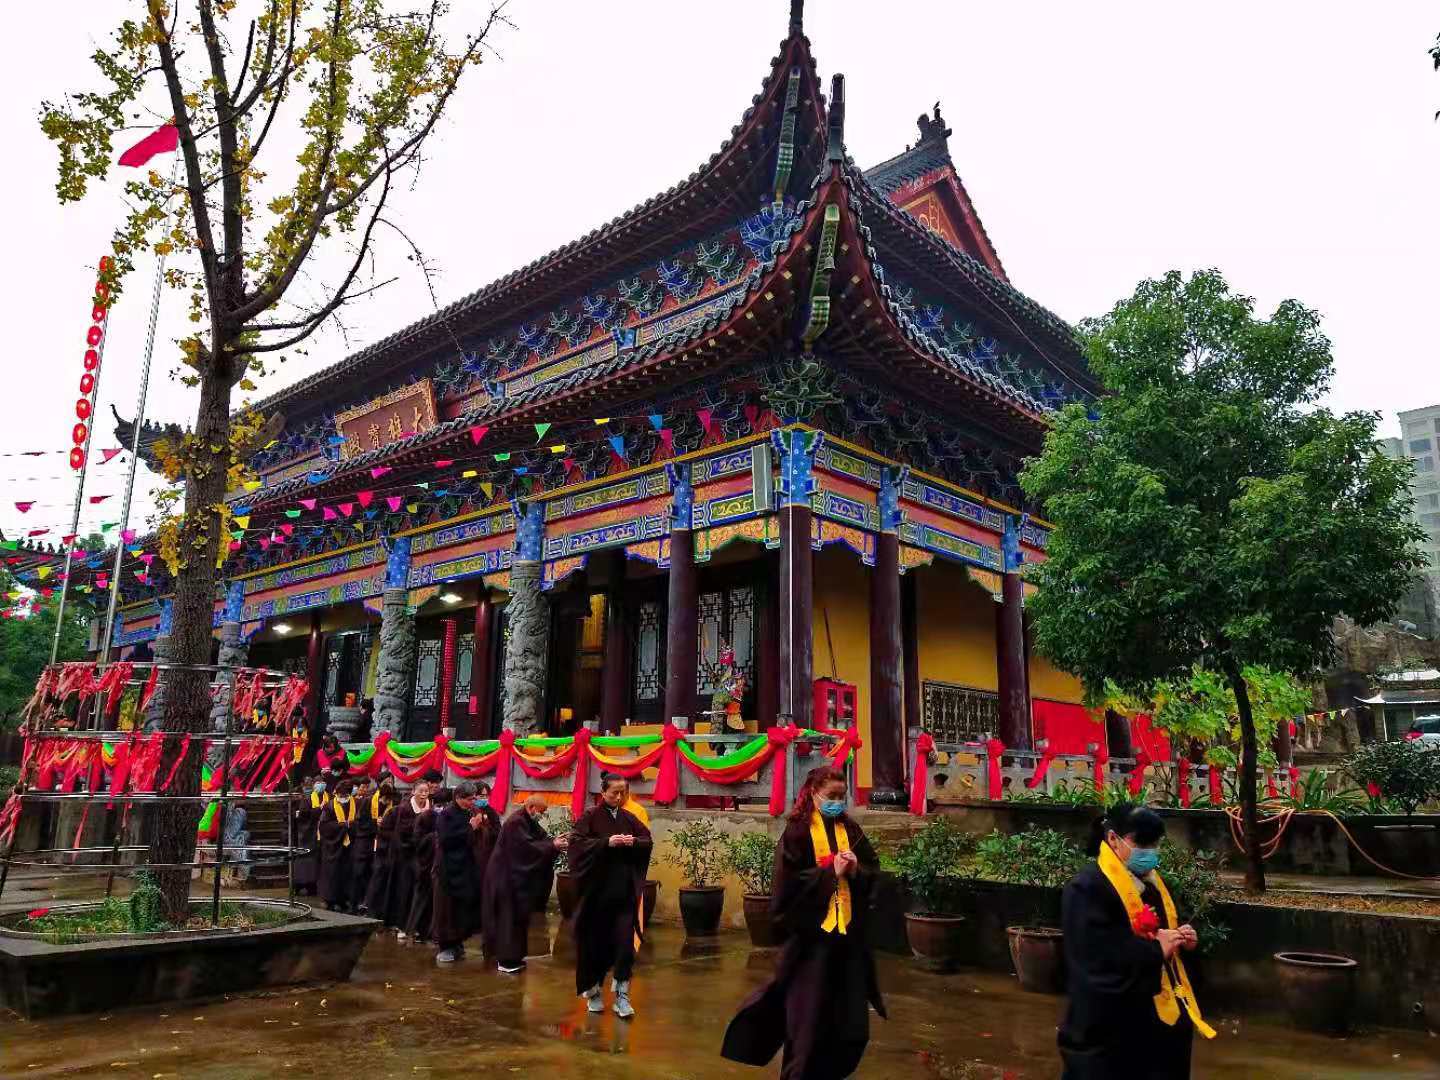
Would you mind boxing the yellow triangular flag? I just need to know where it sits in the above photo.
[407,503,418,513]
[462,469,477,478]
[36,566,52,580]
[593,418,610,426]
[233,515,250,530]
[244,480,262,491]
[481,482,494,499]
[549,444,567,454]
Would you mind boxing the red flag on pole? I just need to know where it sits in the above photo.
[118,124,179,168]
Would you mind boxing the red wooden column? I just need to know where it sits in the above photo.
[663,464,698,724]
[469,592,495,738]
[902,571,922,738]
[776,430,821,729]
[868,466,905,803]
[304,609,324,738]
[996,516,1032,750]
[439,617,458,731]
[599,551,630,734]
[756,551,781,728]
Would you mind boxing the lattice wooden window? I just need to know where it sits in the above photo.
[632,601,664,703]
[454,632,474,702]
[413,638,442,708]
[697,585,756,696]
[922,680,999,743]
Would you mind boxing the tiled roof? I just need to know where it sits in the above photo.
[864,137,953,196]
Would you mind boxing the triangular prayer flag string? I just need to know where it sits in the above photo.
[100,448,123,464]
[469,425,489,446]
[387,496,403,512]
[357,491,373,509]
[371,466,391,479]
[534,422,552,442]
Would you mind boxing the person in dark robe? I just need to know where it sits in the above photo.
[568,774,652,1018]
[405,784,446,944]
[316,779,356,911]
[316,733,346,778]
[483,793,563,974]
[293,776,326,897]
[1057,803,1209,1080]
[722,766,886,1080]
[432,781,488,963]
[392,774,436,941]
[467,781,503,927]
[363,780,400,922]
[348,776,382,913]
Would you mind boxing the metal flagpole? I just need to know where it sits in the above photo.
[99,157,178,665]
[49,276,112,666]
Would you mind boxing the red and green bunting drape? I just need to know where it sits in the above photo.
[337,724,860,818]
[23,733,299,800]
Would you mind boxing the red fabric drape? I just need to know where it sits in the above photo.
[1127,748,1151,796]
[985,738,1005,800]
[1091,742,1109,793]
[910,732,935,815]
[1031,699,1105,755]
[1177,757,1192,808]
[653,723,685,805]
[490,729,515,809]
[767,724,799,817]
[1024,741,1058,789]
[1208,765,1225,806]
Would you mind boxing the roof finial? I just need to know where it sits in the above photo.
[789,0,804,36]
[826,73,846,163]
[916,102,952,145]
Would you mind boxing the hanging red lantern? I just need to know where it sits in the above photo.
[73,423,88,446]
[79,373,94,394]
[91,304,107,323]
[83,349,100,371]
[86,326,103,347]
[94,281,110,302]
[70,448,86,469]
[75,399,92,421]
[98,256,112,272]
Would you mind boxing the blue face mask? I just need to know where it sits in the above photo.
[1126,848,1160,875]
[312,783,326,795]
[819,800,845,819]
[476,798,489,809]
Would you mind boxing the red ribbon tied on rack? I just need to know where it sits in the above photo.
[570,726,593,819]
[827,725,863,768]
[910,732,936,816]
[1128,748,1151,797]
[1208,763,1225,807]
[653,723,686,805]
[1024,741,1056,789]
[766,724,800,817]
[490,729,516,811]
[1090,742,1109,794]
[985,738,1005,801]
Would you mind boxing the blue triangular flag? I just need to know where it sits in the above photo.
[647,414,664,431]
[608,435,626,458]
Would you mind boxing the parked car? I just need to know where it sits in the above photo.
[1407,715,1440,746]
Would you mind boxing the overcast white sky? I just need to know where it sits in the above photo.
[2,1,1437,546]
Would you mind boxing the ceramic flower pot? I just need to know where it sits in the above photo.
[678,885,725,937]
[904,912,965,972]
[1006,926,1065,993]
[1274,951,1358,1035]
[742,893,777,947]
[554,871,580,920]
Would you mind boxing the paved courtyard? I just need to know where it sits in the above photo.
[1,918,1436,1079]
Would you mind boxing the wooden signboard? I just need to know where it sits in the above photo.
[335,380,439,459]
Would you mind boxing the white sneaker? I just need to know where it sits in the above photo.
[395,931,408,943]
[612,979,634,1019]
[436,949,458,964]
[498,963,525,974]
[582,983,604,1013]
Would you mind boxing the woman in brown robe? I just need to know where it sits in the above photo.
[347,776,379,912]
[316,779,356,912]
[467,782,503,924]
[568,775,652,1019]
[432,782,481,963]
[483,794,563,973]
[362,781,399,920]
[722,766,885,1080]
[293,776,326,896]
[391,777,432,940]
[406,786,445,944]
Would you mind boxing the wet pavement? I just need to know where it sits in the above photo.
[2,918,1437,1080]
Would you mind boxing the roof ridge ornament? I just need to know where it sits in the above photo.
[826,73,846,164]
[789,0,804,36]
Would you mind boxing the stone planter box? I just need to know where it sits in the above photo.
[0,906,375,1019]
[935,801,1438,878]
[873,874,1440,1031]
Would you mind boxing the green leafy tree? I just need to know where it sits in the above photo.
[0,572,90,726]
[40,0,508,918]
[1022,269,1424,891]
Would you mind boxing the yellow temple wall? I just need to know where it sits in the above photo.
[916,560,1000,691]
[810,546,873,788]
[1030,652,1084,704]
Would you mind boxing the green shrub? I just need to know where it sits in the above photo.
[974,827,1087,888]
[0,764,19,792]
[542,808,573,872]
[1345,740,1440,817]
[1157,839,1228,953]
[127,870,167,933]
[726,831,775,896]
[892,817,975,917]
[663,818,728,887]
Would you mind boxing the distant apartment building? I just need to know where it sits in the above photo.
[1381,403,1440,632]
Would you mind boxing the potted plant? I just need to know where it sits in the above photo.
[1345,739,1440,875]
[975,827,1086,993]
[542,808,578,919]
[727,831,777,947]
[892,818,972,972]
[664,818,728,936]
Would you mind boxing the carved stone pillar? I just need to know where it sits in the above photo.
[143,600,175,732]
[502,500,548,734]
[373,537,415,738]
[210,581,249,732]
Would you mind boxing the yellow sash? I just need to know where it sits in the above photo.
[370,790,383,820]
[1096,842,1216,1039]
[809,812,852,935]
[331,797,356,846]
[310,789,328,811]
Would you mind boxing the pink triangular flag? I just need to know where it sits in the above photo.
[14,502,32,513]
[228,541,242,552]
[100,448,123,464]
[61,534,78,544]
[338,502,354,518]
[744,404,760,431]
[357,491,374,509]
[370,466,391,479]
[322,507,338,521]
[121,529,137,544]
[28,529,48,537]
[280,523,295,537]
[659,428,674,454]
[434,459,453,469]
[300,498,317,511]
[469,425,489,446]
[697,408,713,434]
[88,495,111,504]
[259,538,271,550]
[139,553,155,565]
[387,496,403,512]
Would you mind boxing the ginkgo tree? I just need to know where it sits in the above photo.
[40,0,509,918]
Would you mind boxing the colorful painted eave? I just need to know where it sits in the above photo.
[242,22,830,424]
